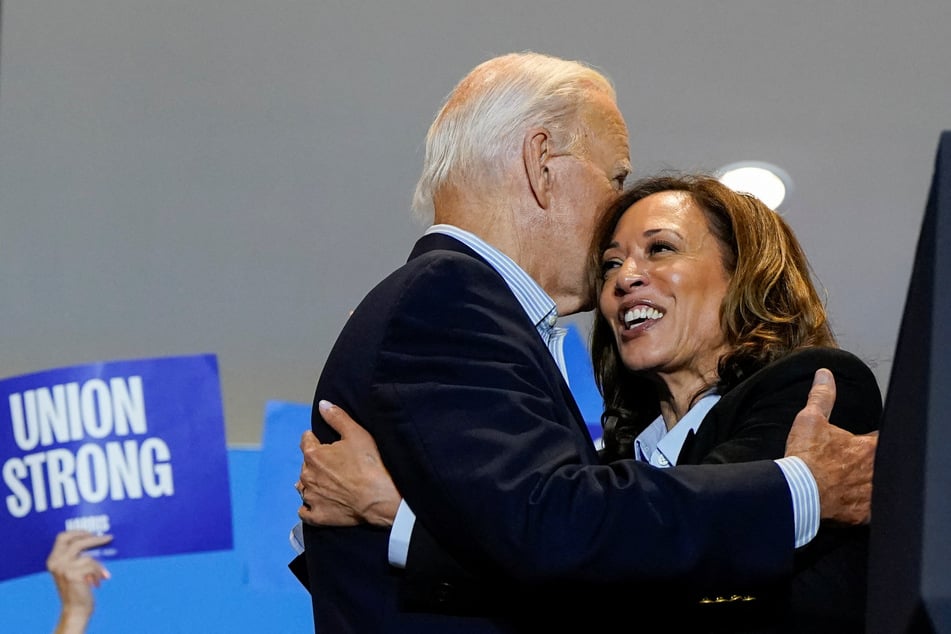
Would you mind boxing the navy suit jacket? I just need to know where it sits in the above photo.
[300,233,795,632]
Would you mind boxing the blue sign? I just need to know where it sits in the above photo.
[0,354,233,582]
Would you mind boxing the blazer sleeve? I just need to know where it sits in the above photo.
[358,251,795,597]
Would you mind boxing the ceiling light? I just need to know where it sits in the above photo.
[717,161,792,210]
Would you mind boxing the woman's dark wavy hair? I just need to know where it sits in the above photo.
[590,173,836,461]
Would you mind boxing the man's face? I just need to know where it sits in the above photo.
[547,91,631,314]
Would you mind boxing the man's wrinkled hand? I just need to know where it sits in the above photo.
[786,369,879,525]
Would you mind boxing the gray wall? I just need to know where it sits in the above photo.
[3,1,950,444]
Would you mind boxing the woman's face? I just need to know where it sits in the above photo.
[598,191,732,388]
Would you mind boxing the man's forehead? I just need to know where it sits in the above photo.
[580,92,628,141]
[585,105,630,163]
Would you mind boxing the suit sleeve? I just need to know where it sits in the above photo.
[364,253,795,593]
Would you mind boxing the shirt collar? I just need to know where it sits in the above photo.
[425,224,558,332]
[634,393,721,467]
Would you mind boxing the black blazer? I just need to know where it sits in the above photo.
[675,347,882,633]
[298,233,796,633]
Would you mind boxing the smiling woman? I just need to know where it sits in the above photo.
[590,173,880,632]
[597,188,733,422]
[591,174,835,444]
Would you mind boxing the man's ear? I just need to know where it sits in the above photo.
[524,129,553,209]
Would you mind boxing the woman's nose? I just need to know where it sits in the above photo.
[617,262,647,291]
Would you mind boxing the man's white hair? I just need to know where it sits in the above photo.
[411,52,616,222]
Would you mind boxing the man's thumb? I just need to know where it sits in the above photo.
[806,369,837,420]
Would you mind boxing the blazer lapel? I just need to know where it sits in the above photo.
[677,428,698,465]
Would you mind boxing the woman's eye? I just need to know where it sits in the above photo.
[600,259,620,278]
[648,241,675,255]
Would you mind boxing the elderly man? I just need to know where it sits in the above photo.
[293,52,876,632]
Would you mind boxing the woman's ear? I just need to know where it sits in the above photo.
[524,129,553,209]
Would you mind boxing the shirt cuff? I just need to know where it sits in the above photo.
[774,456,820,548]
[289,521,305,555]
[387,499,416,568]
